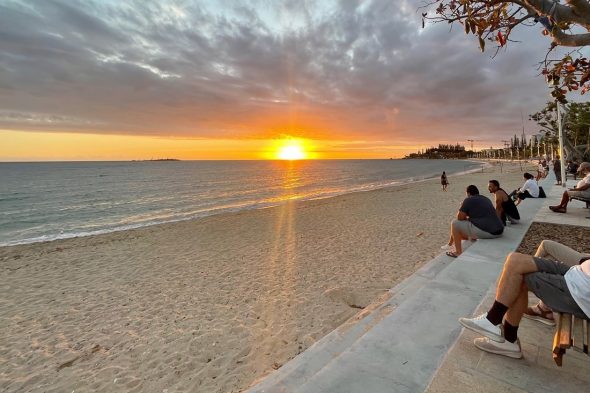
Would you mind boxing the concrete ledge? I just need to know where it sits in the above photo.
[248,179,552,393]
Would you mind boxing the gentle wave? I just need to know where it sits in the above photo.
[0,160,482,246]
[0,161,487,247]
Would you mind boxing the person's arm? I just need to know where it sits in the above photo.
[571,183,590,191]
[457,198,469,220]
[494,193,503,218]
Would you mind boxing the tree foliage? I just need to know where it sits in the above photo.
[424,0,590,103]
[405,143,469,158]
[530,101,590,158]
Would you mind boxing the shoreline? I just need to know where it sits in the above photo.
[1,161,534,393]
[1,160,490,248]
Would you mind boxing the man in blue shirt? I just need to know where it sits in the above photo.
[443,185,504,257]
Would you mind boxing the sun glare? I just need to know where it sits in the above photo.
[278,145,305,160]
[276,139,309,160]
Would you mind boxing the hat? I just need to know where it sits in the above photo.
[578,162,590,172]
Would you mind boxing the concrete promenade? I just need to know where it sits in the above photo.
[248,174,589,393]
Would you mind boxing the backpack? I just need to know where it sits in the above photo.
[538,186,546,198]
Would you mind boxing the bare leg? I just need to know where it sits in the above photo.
[505,282,528,326]
[451,222,468,255]
[561,191,570,207]
[495,253,538,307]
[447,224,454,246]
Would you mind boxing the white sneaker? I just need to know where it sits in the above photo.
[473,337,522,359]
[458,313,504,342]
[440,244,453,250]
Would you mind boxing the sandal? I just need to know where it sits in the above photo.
[523,303,555,326]
[446,251,458,258]
[549,206,567,213]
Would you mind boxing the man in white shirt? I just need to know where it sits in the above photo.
[458,252,590,358]
[510,172,539,206]
[549,162,590,213]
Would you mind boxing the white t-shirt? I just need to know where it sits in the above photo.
[565,260,590,318]
[521,179,539,198]
[575,174,590,189]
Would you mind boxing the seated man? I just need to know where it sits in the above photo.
[510,172,539,206]
[566,160,579,180]
[525,240,590,326]
[459,252,590,358]
[443,185,504,258]
[488,180,520,225]
[550,162,590,213]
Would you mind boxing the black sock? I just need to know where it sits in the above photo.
[486,300,508,325]
[503,320,519,343]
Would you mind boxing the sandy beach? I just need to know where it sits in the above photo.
[1,161,536,393]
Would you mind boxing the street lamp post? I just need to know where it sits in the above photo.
[547,78,567,188]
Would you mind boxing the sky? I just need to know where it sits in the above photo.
[0,0,582,160]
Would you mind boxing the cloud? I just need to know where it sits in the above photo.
[0,0,572,148]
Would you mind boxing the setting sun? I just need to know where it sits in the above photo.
[278,144,305,160]
[270,138,315,160]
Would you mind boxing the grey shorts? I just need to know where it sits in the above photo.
[451,219,502,239]
[525,258,588,319]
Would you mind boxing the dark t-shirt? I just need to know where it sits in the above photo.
[459,194,504,235]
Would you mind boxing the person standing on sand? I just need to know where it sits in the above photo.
[441,171,449,191]
[442,185,504,258]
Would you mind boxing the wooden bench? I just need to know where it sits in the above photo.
[570,195,590,208]
[552,312,589,366]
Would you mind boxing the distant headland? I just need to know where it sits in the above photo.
[404,144,471,159]
[132,158,181,162]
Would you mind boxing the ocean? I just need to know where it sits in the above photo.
[0,159,483,246]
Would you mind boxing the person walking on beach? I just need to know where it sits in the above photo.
[443,185,504,258]
[535,160,545,181]
[458,251,590,359]
[510,172,539,206]
[553,156,562,185]
[549,162,590,213]
[488,180,519,225]
[441,171,449,191]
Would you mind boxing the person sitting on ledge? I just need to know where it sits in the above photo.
[459,251,590,359]
[566,160,579,181]
[488,180,520,225]
[524,240,590,326]
[443,185,503,258]
[550,162,590,213]
[509,172,539,206]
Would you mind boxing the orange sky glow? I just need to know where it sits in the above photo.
[0,130,427,161]
[1,1,564,162]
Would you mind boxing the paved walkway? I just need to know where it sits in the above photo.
[426,176,590,393]
[248,174,590,393]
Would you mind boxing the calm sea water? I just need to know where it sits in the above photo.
[0,159,483,246]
